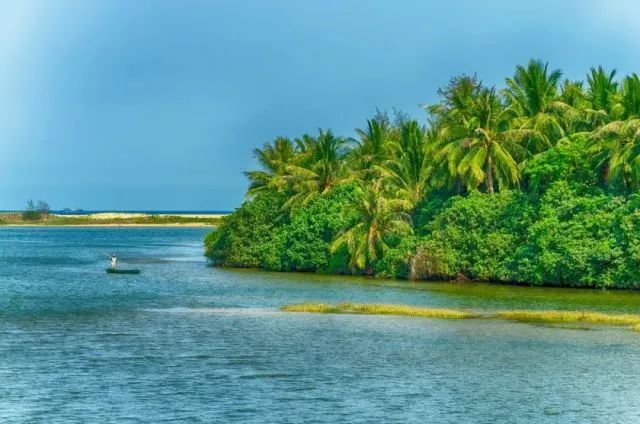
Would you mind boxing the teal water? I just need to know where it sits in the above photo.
[2,227,640,423]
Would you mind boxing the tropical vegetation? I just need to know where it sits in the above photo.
[206,60,640,289]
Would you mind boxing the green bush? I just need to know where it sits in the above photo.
[513,182,626,288]
[22,200,50,221]
[614,194,640,286]
[416,191,535,282]
[204,191,285,267]
[205,185,357,272]
[374,236,418,278]
[522,135,599,196]
[262,185,358,272]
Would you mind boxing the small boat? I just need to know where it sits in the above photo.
[106,268,141,275]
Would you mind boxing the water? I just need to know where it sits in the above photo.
[2,227,640,423]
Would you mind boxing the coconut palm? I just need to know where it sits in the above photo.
[620,73,640,119]
[349,117,392,181]
[587,66,618,120]
[437,87,530,193]
[426,75,484,192]
[590,118,640,189]
[427,74,482,127]
[503,59,571,147]
[584,66,620,127]
[281,129,349,208]
[244,137,297,196]
[382,119,432,206]
[559,80,587,108]
[557,80,592,133]
[331,180,412,273]
[505,59,562,116]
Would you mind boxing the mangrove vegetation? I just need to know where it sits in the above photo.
[206,60,640,289]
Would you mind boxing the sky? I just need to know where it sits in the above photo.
[1,0,640,211]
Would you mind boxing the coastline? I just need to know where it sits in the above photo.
[213,265,640,291]
[0,212,226,227]
[51,213,227,219]
[1,223,215,228]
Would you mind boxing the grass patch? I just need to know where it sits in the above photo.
[281,303,341,313]
[280,302,475,319]
[497,310,640,327]
[281,302,640,333]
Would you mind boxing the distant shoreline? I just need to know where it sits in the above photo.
[0,212,227,227]
[51,212,227,219]
[1,223,215,228]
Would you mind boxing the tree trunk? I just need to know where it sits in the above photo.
[602,162,609,184]
[486,156,494,194]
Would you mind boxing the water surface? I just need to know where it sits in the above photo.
[1,227,640,423]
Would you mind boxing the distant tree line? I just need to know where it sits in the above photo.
[22,200,50,220]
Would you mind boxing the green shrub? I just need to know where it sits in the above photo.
[522,135,599,196]
[22,200,50,221]
[264,185,357,272]
[205,185,357,272]
[513,182,627,288]
[204,191,285,267]
[415,191,534,281]
[374,236,418,278]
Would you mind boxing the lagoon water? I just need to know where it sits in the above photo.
[2,227,640,423]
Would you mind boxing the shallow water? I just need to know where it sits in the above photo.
[1,227,640,423]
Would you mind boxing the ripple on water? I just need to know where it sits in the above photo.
[141,307,282,316]
[3,227,640,423]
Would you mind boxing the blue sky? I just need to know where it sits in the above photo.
[1,0,639,210]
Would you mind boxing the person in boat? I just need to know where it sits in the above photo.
[110,254,118,269]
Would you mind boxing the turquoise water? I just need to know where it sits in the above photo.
[2,227,640,423]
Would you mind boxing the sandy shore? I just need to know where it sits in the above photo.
[53,212,228,220]
[4,223,216,227]
[0,212,227,227]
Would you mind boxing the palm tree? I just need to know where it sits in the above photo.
[620,73,640,119]
[383,119,432,206]
[590,118,640,189]
[584,66,620,127]
[437,87,527,193]
[559,80,587,109]
[583,66,630,130]
[426,75,483,193]
[427,74,482,126]
[331,180,412,273]
[558,80,591,133]
[281,129,349,208]
[244,137,297,196]
[349,116,392,181]
[587,66,618,109]
[503,59,570,146]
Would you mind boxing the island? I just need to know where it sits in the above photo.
[205,60,640,290]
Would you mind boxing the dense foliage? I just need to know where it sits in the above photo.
[206,60,640,288]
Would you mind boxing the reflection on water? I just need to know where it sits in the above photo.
[1,227,640,423]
